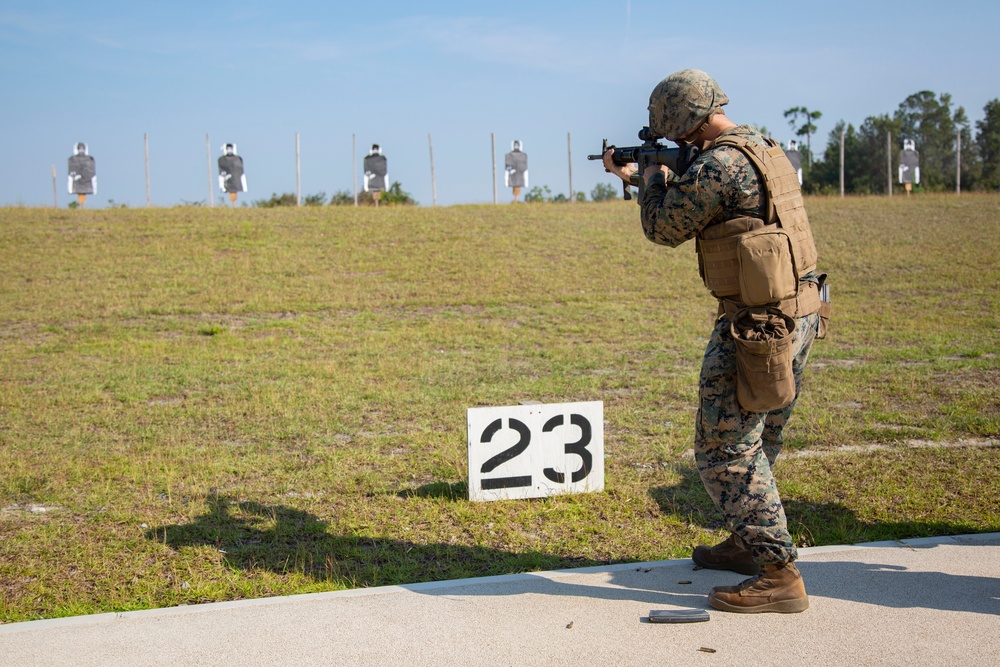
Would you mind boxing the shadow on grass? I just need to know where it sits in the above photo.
[648,466,989,546]
[146,495,598,588]
[395,481,467,500]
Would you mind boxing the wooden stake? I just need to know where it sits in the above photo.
[295,132,301,206]
[567,132,574,203]
[887,130,892,197]
[491,132,497,205]
[52,164,58,208]
[839,129,845,198]
[78,194,86,207]
[206,133,214,208]
[230,192,237,206]
[513,186,521,203]
[352,133,358,207]
[956,130,962,194]
[429,133,437,207]
[144,132,151,207]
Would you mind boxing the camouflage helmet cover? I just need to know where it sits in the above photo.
[648,69,729,140]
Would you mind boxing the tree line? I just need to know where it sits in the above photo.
[251,181,418,207]
[789,92,1000,194]
[249,181,624,207]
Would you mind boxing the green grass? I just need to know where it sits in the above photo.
[1,195,998,622]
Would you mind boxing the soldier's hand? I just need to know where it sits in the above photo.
[603,148,637,183]
[643,164,671,182]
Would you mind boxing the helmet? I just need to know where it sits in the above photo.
[648,69,729,141]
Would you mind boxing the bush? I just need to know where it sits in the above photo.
[253,192,298,208]
[590,182,619,202]
[524,185,582,203]
[329,190,356,206]
[251,192,327,207]
[330,182,417,206]
[380,181,417,206]
[524,185,551,203]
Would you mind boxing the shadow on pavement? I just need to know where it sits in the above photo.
[797,560,1000,615]
[146,495,999,618]
[417,555,1000,617]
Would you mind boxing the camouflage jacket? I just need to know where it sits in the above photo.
[640,125,768,248]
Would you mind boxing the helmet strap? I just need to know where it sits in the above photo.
[679,114,712,144]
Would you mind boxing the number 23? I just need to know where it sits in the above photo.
[479,414,593,488]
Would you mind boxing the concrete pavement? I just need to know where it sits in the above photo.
[2,533,998,666]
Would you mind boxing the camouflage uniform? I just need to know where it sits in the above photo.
[641,125,818,565]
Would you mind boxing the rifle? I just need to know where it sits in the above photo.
[587,126,700,203]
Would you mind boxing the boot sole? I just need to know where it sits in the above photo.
[691,555,760,576]
[708,593,809,614]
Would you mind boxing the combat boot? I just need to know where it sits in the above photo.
[707,561,809,613]
[692,533,759,576]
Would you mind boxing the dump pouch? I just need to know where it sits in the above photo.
[731,307,797,412]
[736,226,798,307]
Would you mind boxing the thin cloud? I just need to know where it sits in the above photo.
[394,15,603,75]
[1,9,190,56]
[0,8,344,63]
[0,9,77,41]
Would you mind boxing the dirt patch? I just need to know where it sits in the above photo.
[786,437,998,459]
[810,358,865,370]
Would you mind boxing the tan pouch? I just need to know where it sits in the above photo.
[817,300,832,339]
[696,217,766,298]
[736,226,798,307]
[816,273,831,339]
[731,308,797,412]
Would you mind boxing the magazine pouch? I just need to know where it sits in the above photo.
[736,226,798,307]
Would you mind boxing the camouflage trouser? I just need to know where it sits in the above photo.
[694,311,819,564]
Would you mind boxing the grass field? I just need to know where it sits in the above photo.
[1,195,998,623]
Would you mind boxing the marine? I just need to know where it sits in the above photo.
[604,69,829,613]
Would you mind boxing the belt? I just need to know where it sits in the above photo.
[718,280,821,320]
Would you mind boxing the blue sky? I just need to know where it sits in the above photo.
[2,0,997,208]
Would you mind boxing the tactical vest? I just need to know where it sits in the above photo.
[695,132,820,318]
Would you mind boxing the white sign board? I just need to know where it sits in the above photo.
[467,401,604,502]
